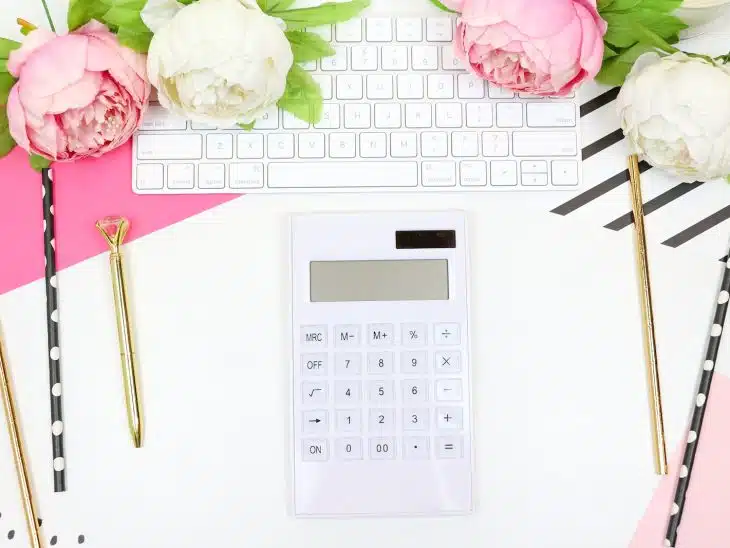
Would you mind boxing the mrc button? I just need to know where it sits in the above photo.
[301,325,327,346]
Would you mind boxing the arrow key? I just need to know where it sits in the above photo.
[303,409,329,434]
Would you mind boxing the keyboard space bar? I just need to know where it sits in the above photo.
[268,162,418,188]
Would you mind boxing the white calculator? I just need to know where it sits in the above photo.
[289,210,473,517]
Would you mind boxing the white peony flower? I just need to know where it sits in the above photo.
[143,0,294,126]
[616,51,730,182]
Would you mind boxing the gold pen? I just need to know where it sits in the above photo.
[0,323,44,548]
[628,154,668,475]
[96,217,144,448]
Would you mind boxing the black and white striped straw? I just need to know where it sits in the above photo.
[664,248,730,546]
[41,167,66,492]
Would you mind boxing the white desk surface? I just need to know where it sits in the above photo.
[3,2,730,548]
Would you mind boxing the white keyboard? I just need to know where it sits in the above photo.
[132,16,582,194]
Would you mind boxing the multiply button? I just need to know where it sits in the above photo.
[402,323,427,346]
[335,324,360,346]
[434,323,460,345]
[302,439,329,462]
[301,353,327,375]
[368,323,394,346]
[301,325,327,347]
[435,351,461,373]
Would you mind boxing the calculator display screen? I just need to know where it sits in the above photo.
[309,259,449,302]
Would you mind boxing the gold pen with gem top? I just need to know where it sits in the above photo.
[96,216,144,448]
[0,323,44,548]
[628,154,668,475]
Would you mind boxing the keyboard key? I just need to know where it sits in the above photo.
[335,380,361,404]
[457,74,484,100]
[460,161,487,187]
[397,74,424,99]
[301,326,327,346]
[527,102,576,127]
[369,409,395,432]
[344,104,371,129]
[335,353,362,375]
[488,84,515,99]
[411,45,438,70]
[512,131,578,156]
[451,131,479,158]
[302,439,329,461]
[140,104,187,131]
[404,436,430,459]
[421,132,448,157]
[321,46,348,70]
[198,163,225,189]
[267,133,295,159]
[309,24,332,42]
[303,409,329,434]
[368,380,394,402]
[400,351,427,373]
[205,134,233,159]
[302,382,328,405]
[367,75,394,99]
[360,132,387,158]
[436,407,463,430]
[390,133,418,158]
[403,379,428,402]
[521,160,548,173]
[370,437,396,459]
[311,74,333,100]
[405,103,432,128]
[366,17,393,42]
[522,173,548,186]
[336,18,362,42]
[336,437,363,460]
[436,103,462,128]
[314,103,341,129]
[336,410,362,433]
[482,131,509,156]
[426,17,453,42]
[237,134,264,159]
[404,408,429,431]
[396,17,423,42]
[402,323,427,346]
[298,133,326,159]
[254,106,279,129]
[441,46,463,71]
[435,323,460,344]
[301,353,328,375]
[283,111,309,129]
[136,164,164,190]
[351,46,378,71]
[551,160,579,186]
[427,74,454,99]
[435,436,463,458]
[496,103,523,128]
[137,134,202,160]
[435,351,461,373]
[367,351,394,374]
[465,103,493,128]
[436,379,463,401]
[374,103,401,128]
[491,160,518,186]
[268,162,418,187]
[380,46,408,70]
[166,163,195,190]
[422,161,456,187]
[191,122,217,130]
[329,133,356,158]
[229,163,264,189]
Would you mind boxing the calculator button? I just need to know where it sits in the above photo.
[367,323,394,346]
[335,380,361,403]
[367,380,395,402]
[302,410,329,434]
[301,381,328,405]
[336,409,362,433]
[336,437,363,460]
[369,437,396,459]
[403,408,429,431]
[369,408,396,432]
[302,439,329,461]
[400,351,427,373]
[335,324,360,346]
[435,379,462,401]
[402,379,428,402]
[301,353,328,375]
[435,436,463,458]
[402,323,427,346]
[434,323,460,345]
[403,436,430,460]
[435,351,461,373]
[367,351,394,374]
[436,407,463,430]
[335,353,362,375]
[301,325,328,347]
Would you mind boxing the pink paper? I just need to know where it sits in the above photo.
[0,143,239,295]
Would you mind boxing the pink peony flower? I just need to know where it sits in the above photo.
[454,0,607,96]
[6,21,151,161]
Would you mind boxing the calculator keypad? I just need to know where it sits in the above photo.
[299,322,466,461]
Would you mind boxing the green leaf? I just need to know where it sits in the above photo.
[116,26,154,52]
[68,0,109,30]
[428,0,457,13]
[600,0,640,11]
[603,43,618,60]
[602,9,686,49]
[628,19,679,54]
[238,121,255,131]
[596,42,653,86]
[277,64,323,125]
[0,73,16,106]
[636,0,684,14]
[270,0,370,30]
[257,0,296,11]
[286,30,335,62]
[0,38,21,73]
[0,108,16,158]
[29,153,51,172]
[68,0,153,52]
[597,0,616,11]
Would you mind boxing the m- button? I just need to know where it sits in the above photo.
[301,325,327,347]
[367,323,394,346]
[335,324,360,346]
